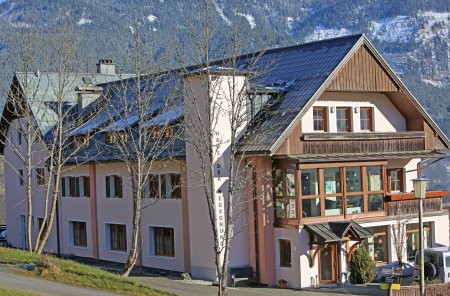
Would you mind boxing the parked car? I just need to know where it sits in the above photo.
[414,247,450,283]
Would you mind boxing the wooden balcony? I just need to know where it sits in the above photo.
[386,191,448,216]
[301,132,425,155]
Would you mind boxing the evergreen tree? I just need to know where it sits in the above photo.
[349,245,377,284]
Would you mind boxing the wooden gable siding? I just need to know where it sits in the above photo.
[274,121,302,155]
[327,45,398,92]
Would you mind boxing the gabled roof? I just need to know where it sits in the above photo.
[304,221,373,243]
[237,34,450,154]
[236,34,363,153]
[7,72,134,137]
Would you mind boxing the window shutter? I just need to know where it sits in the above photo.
[84,177,90,197]
[116,176,123,198]
[106,176,110,197]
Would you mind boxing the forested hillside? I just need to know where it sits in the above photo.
[0,0,449,135]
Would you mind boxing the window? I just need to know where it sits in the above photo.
[62,176,90,197]
[153,227,175,257]
[147,174,182,199]
[106,175,122,198]
[360,107,373,131]
[73,135,89,148]
[18,169,24,186]
[106,131,127,144]
[170,174,182,199]
[388,169,404,192]
[37,217,47,231]
[313,107,327,131]
[294,162,386,219]
[70,221,87,247]
[336,107,351,132]
[407,222,432,259]
[279,239,292,267]
[107,224,127,252]
[365,226,388,263]
[274,168,297,219]
[35,168,45,185]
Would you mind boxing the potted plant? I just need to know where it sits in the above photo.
[279,279,287,289]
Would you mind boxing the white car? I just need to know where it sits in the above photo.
[414,247,450,283]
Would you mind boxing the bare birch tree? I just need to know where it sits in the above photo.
[392,202,411,266]
[180,1,271,294]
[1,20,103,253]
[103,25,182,276]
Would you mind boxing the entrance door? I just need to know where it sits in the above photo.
[319,244,337,284]
[19,215,27,249]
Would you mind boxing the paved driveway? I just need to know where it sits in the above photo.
[0,265,120,296]
[132,274,385,296]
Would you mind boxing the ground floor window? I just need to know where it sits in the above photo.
[279,239,292,267]
[69,221,87,247]
[406,222,432,260]
[365,226,388,264]
[150,227,175,257]
[106,224,127,252]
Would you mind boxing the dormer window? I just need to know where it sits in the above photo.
[106,131,127,144]
[360,107,373,131]
[313,107,327,131]
[73,135,89,148]
[148,125,174,139]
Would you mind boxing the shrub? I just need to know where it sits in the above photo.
[36,254,61,276]
[349,245,376,284]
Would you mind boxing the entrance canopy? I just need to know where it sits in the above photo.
[305,220,373,243]
[305,220,373,267]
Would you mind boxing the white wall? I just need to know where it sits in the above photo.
[301,92,406,133]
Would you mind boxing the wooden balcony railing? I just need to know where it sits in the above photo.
[387,197,443,216]
[302,132,425,155]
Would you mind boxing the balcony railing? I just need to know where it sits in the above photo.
[301,132,425,154]
[387,196,444,216]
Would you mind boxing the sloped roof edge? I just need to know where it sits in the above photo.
[268,35,366,154]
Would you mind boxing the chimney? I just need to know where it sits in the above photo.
[96,59,116,74]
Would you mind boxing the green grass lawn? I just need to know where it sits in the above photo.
[0,286,42,296]
[0,248,174,296]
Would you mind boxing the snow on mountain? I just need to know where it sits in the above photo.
[238,13,255,29]
[147,15,157,23]
[304,27,352,43]
[78,17,92,26]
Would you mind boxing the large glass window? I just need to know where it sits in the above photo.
[368,194,384,212]
[302,198,321,218]
[324,167,341,194]
[365,226,388,263]
[325,196,342,216]
[407,222,432,259]
[301,169,318,196]
[367,166,383,191]
[346,167,362,192]
[346,195,363,214]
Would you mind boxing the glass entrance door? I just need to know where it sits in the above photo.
[319,244,337,283]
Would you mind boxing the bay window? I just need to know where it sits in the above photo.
[275,168,296,219]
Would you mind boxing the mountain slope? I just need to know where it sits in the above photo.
[0,0,449,136]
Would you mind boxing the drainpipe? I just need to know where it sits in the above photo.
[56,194,61,256]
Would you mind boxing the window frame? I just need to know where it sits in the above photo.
[313,107,328,132]
[106,175,123,198]
[360,107,374,131]
[35,168,45,185]
[279,239,292,268]
[336,107,352,132]
[387,168,404,193]
[107,223,127,252]
[18,169,24,186]
[274,167,297,219]
[153,227,175,257]
[297,161,387,220]
[70,221,87,248]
